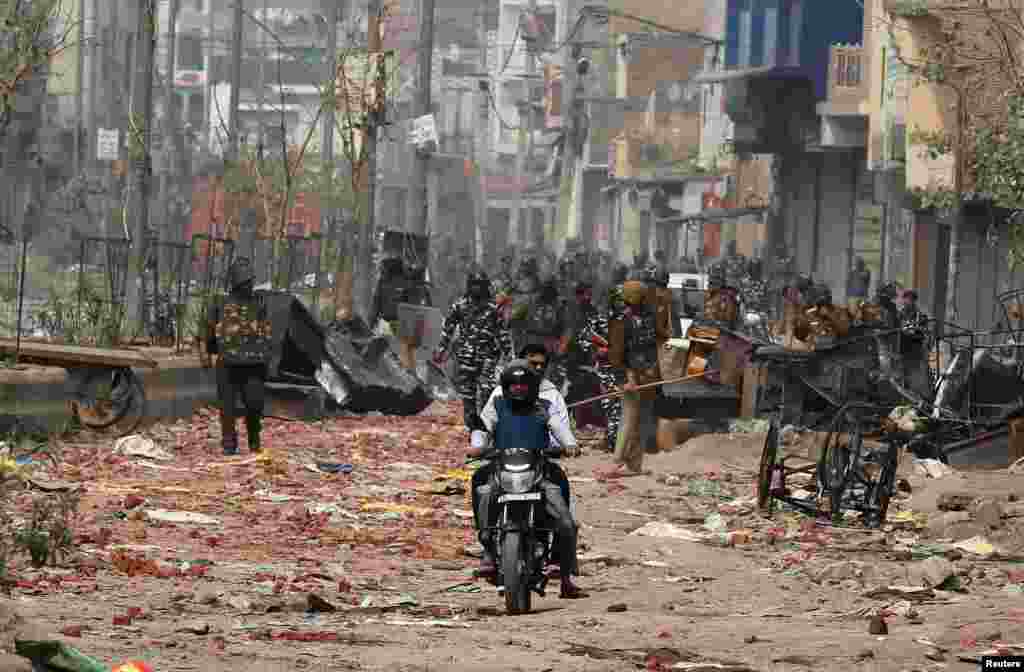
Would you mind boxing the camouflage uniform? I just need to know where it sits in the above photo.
[206,258,272,455]
[595,284,626,451]
[523,280,568,390]
[436,272,513,430]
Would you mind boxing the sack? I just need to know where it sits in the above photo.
[215,295,272,365]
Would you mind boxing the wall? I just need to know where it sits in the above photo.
[899,14,956,192]
[783,150,861,298]
[609,0,705,35]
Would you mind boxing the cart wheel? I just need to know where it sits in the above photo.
[757,418,779,510]
[70,367,146,433]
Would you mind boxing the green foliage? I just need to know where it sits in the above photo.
[0,0,70,137]
[908,185,959,213]
[889,0,930,17]
[972,96,1024,212]
[908,127,952,161]
[34,275,125,346]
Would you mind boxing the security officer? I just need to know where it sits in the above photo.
[206,258,271,456]
[433,270,514,430]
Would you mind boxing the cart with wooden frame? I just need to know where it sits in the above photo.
[0,339,154,434]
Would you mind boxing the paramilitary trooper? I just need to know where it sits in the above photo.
[433,270,513,430]
[206,258,271,456]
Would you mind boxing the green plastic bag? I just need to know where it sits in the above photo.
[15,640,110,672]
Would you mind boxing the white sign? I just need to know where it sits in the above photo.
[97,128,120,161]
[408,114,438,148]
[174,69,207,88]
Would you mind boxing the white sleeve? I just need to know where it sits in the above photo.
[480,387,500,432]
[547,394,577,449]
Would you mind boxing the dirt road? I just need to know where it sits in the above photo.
[3,402,1024,671]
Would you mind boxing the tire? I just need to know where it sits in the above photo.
[501,531,531,615]
[757,418,778,510]
[71,368,146,434]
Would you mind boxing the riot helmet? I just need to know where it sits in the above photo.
[228,257,256,293]
[466,269,491,301]
[539,277,559,302]
[500,359,540,409]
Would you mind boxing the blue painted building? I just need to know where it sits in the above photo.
[723,0,863,101]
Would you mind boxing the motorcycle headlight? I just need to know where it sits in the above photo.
[499,470,537,494]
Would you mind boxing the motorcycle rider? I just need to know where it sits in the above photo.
[469,360,584,599]
[433,269,513,430]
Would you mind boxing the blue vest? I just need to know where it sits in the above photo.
[493,397,551,452]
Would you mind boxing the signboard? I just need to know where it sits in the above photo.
[97,128,120,161]
[396,303,442,350]
[174,69,207,88]
[408,114,438,151]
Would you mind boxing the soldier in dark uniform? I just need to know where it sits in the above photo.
[395,262,433,371]
[593,264,630,451]
[371,257,407,333]
[206,258,271,456]
[525,277,569,391]
[433,270,513,430]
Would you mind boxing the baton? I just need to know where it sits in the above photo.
[567,369,721,409]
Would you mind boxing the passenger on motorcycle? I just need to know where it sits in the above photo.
[468,360,585,599]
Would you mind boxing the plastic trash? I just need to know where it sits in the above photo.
[702,513,727,533]
[114,435,174,462]
[113,663,154,672]
[316,462,354,474]
[15,640,110,672]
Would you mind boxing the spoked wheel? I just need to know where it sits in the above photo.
[757,417,780,510]
[69,367,147,435]
[819,411,863,521]
[501,531,531,615]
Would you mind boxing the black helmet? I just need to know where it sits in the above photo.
[500,359,540,407]
[228,257,255,291]
[466,269,491,297]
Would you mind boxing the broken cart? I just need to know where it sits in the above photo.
[0,339,153,433]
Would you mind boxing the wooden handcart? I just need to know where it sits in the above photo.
[0,339,155,434]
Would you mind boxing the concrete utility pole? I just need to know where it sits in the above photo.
[228,0,244,160]
[557,0,582,252]
[405,0,436,237]
[474,6,489,265]
[318,0,339,310]
[160,0,181,242]
[363,0,384,317]
[510,0,538,247]
[73,0,85,175]
[126,0,158,336]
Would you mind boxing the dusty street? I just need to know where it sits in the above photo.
[3,402,1024,671]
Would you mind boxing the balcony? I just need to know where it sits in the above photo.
[822,44,867,113]
[814,44,868,150]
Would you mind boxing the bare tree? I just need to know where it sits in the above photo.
[886,0,1024,321]
[0,0,76,142]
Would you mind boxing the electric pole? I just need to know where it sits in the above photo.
[160,0,180,243]
[510,0,538,247]
[126,0,158,336]
[362,0,384,318]
[228,0,244,160]
[474,6,489,265]
[557,1,582,253]
[318,0,339,313]
[405,0,436,237]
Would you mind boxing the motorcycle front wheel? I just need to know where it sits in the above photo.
[501,531,531,615]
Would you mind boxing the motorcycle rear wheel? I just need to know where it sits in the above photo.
[501,531,531,615]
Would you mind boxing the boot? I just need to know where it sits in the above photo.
[221,416,239,456]
[245,416,262,453]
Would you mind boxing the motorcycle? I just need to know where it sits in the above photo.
[475,443,558,615]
